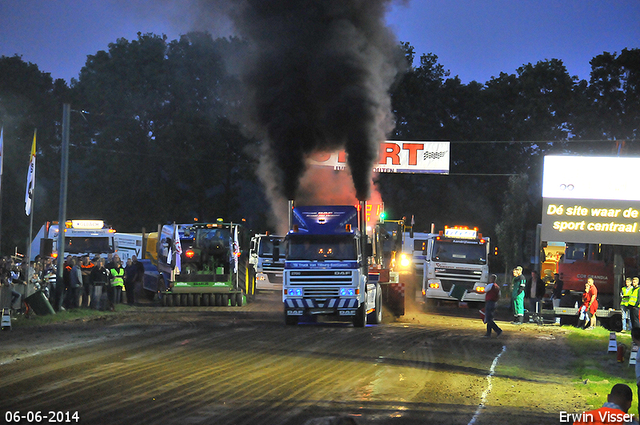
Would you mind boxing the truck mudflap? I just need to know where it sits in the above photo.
[370,271,405,317]
[380,282,404,316]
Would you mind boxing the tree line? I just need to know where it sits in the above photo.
[0,32,638,270]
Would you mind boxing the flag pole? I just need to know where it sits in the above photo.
[54,104,70,311]
[26,129,36,266]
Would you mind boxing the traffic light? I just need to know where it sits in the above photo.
[379,211,386,222]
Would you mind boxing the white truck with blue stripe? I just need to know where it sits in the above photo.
[283,204,382,327]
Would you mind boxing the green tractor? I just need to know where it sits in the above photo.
[158,222,256,307]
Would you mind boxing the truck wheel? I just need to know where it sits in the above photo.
[230,293,237,307]
[222,294,229,307]
[236,292,244,307]
[368,284,383,324]
[353,303,366,327]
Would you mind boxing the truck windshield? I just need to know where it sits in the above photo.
[258,238,283,256]
[65,237,113,254]
[432,240,487,265]
[287,235,357,261]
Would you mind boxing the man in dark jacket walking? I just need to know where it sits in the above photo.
[124,256,144,306]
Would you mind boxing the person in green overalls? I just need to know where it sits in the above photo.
[511,266,526,325]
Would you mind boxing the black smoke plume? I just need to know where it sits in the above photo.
[227,0,403,201]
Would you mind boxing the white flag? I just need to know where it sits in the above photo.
[233,225,239,273]
[174,224,182,272]
[25,130,36,216]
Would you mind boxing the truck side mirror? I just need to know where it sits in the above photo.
[273,239,280,261]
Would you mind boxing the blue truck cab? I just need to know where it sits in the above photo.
[282,205,382,327]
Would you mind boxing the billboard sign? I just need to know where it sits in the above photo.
[309,141,450,174]
[541,156,640,246]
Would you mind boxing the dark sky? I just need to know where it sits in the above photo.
[1,0,639,84]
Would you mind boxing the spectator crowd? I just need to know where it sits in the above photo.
[1,253,145,314]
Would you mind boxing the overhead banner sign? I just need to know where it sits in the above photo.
[309,141,450,174]
[541,155,640,246]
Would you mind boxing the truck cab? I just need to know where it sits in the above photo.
[249,234,285,291]
[422,226,490,305]
[282,204,382,327]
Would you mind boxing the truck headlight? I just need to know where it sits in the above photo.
[475,286,486,293]
[339,288,355,297]
[287,288,303,297]
[428,279,440,289]
[399,254,411,268]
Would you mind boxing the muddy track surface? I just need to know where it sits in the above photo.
[0,293,587,425]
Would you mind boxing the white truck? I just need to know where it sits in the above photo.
[249,234,284,291]
[30,220,116,260]
[113,233,143,263]
[404,231,432,274]
[283,203,382,327]
[421,226,490,306]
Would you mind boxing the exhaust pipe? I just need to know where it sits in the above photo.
[359,200,368,275]
[288,200,295,231]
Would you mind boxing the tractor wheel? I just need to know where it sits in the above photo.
[222,294,229,307]
[236,292,244,307]
[181,294,188,306]
[186,294,194,306]
[230,293,237,307]
[194,294,201,307]
[166,293,174,307]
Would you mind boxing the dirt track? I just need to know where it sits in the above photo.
[0,293,589,425]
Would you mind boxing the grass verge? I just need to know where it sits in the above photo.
[6,304,134,328]
[566,326,636,409]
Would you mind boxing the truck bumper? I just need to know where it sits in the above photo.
[284,297,359,316]
[256,272,283,291]
[424,287,486,302]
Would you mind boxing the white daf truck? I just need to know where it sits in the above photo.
[421,226,490,306]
